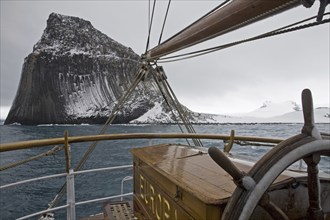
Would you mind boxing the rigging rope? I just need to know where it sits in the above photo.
[73,66,148,172]
[151,69,192,146]
[157,13,330,63]
[163,77,203,147]
[152,65,203,147]
[158,0,172,45]
[0,145,64,171]
[145,0,157,52]
[48,65,148,209]
[158,0,231,47]
[150,72,190,144]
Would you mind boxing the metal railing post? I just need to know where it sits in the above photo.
[67,169,76,220]
[64,131,76,220]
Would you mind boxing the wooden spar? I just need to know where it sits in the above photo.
[64,130,70,173]
[0,132,283,152]
[145,0,300,60]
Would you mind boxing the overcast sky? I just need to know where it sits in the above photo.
[1,1,329,119]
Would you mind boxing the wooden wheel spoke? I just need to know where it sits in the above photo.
[301,89,322,139]
[303,153,324,219]
[259,193,289,220]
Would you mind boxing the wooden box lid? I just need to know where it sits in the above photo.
[131,144,255,205]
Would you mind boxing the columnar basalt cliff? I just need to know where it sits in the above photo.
[4,13,161,125]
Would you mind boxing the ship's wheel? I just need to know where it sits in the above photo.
[209,89,330,220]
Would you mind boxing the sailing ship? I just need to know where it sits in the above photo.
[0,0,329,219]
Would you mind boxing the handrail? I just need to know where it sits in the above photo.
[17,193,134,220]
[0,165,133,189]
[1,164,133,220]
[73,164,133,175]
[0,172,67,189]
[17,204,69,220]
[0,132,283,152]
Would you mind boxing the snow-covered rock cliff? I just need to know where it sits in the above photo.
[5,13,163,125]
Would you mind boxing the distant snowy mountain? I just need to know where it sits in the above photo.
[131,101,330,124]
[236,101,301,118]
[265,107,330,123]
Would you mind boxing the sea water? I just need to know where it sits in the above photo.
[0,123,329,219]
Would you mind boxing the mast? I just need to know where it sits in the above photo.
[144,0,301,61]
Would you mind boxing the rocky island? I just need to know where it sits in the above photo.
[5,13,163,125]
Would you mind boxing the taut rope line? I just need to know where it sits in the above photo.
[157,14,330,63]
[145,0,157,52]
[158,0,172,45]
[48,65,148,209]
[0,145,64,171]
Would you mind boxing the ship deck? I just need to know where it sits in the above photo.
[80,201,134,220]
